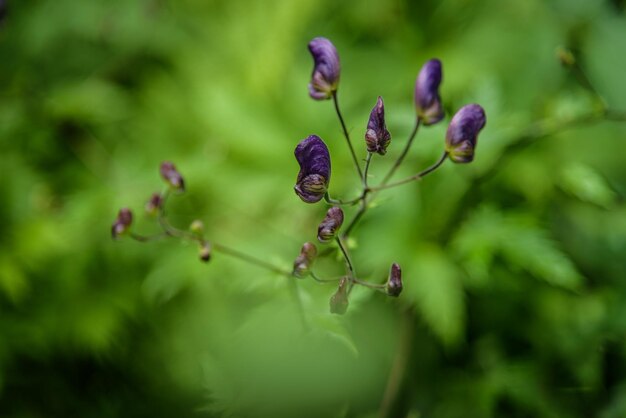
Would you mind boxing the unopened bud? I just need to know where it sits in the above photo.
[556,46,576,67]
[317,206,344,243]
[329,276,350,315]
[111,208,133,239]
[292,242,317,278]
[189,220,205,236]
[199,242,211,263]
[385,263,402,297]
[365,96,391,155]
[145,192,163,216]
[160,161,185,191]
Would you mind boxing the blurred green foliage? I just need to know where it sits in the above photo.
[1,0,626,417]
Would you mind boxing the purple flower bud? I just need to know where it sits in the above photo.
[385,263,402,297]
[145,192,163,216]
[329,276,350,315]
[365,96,392,155]
[160,161,185,191]
[111,208,133,239]
[317,207,344,243]
[293,242,317,278]
[199,242,211,263]
[414,59,444,126]
[294,135,331,203]
[308,37,341,100]
[445,104,486,163]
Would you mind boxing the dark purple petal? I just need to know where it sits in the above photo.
[386,263,402,297]
[160,161,185,191]
[292,242,317,278]
[365,96,392,155]
[317,206,344,243]
[294,135,331,203]
[330,276,349,314]
[111,208,133,239]
[445,104,486,163]
[414,59,444,126]
[308,37,340,100]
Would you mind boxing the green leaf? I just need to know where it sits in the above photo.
[452,206,584,290]
[405,245,465,346]
[559,163,617,208]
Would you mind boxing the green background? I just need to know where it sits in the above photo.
[1,0,626,416]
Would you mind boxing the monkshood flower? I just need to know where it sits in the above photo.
[365,96,391,155]
[111,208,133,239]
[294,135,331,203]
[386,263,402,297]
[415,59,444,126]
[293,242,317,278]
[330,276,350,315]
[317,207,344,243]
[160,161,185,191]
[308,37,340,100]
[445,104,487,163]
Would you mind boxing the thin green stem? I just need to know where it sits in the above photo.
[369,151,448,193]
[212,243,292,277]
[570,61,608,109]
[324,192,361,206]
[332,91,363,181]
[363,152,373,189]
[382,118,421,185]
[130,232,168,242]
[310,271,342,283]
[335,236,355,279]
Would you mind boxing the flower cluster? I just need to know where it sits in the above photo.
[112,36,487,316]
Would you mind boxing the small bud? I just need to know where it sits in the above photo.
[385,263,403,297]
[145,192,163,216]
[294,135,331,203]
[414,59,444,126]
[365,96,392,155]
[308,37,341,100]
[329,276,350,315]
[317,207,344,243]
[445,104,487,163]
[292,242,317,278]
[199,242,211,263]
[556,46,576,67]
[111,208,133,239]
[160,161,185,191]
[189,220,205,236]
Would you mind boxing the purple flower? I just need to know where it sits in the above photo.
[385,263,402,297]
[111,208,133,239]
[414,59,444,126]
[294,135,331,203]
[317,207,344,243]
[160,161,185,191]
[365,96,392,155]
[330,276,350,315]
[445,104,486,163]
[308,37,341,100]
[293,242,317,278]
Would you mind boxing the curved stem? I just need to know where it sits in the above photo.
[324,192,361,206]
[332,91,363,181]
[369,151,448,192]
[212,243,292,277]
[382,118,421,185]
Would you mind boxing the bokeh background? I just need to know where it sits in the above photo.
[2,0,626,417]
